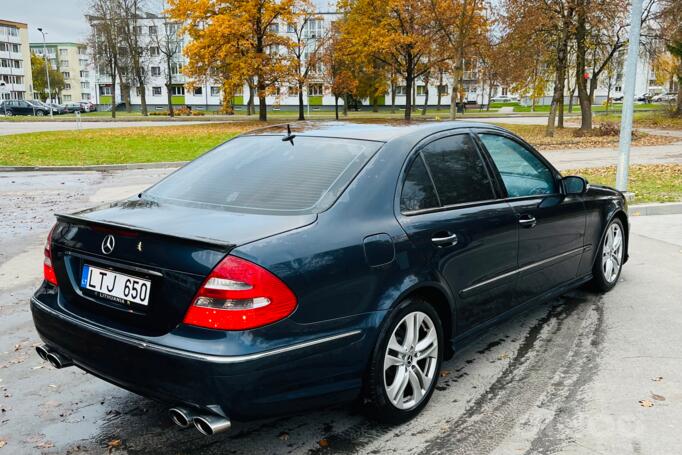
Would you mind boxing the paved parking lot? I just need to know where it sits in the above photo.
[0,170,681,454]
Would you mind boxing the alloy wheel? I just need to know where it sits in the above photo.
[602,222,623,283]
[383,311,439,410]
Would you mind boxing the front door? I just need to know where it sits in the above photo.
[397,132,519,333]
[476,132,586,304]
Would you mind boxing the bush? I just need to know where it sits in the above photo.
[596,121,620,136]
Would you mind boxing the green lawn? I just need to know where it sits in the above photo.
[0,123,259,166]
[566,165,682,203]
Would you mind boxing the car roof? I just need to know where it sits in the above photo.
[243,121,507,142]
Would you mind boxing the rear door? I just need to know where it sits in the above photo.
[397,132,519,333]
[475,131,586,304]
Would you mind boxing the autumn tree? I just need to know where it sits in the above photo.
[287,2,328,120]
[118,0,150,115]
[168,0,299,121]
[87,0,123,117]
[30,53,65,102]
[322,23,357,119]
[431,0,489,119]
[337,0,444,120]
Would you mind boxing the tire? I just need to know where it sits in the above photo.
[36,110,45,116]
[5,111,12,117]
[590,218,625,292]
[365,297,443,423]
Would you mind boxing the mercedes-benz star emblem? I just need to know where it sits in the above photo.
[101,235,116,255]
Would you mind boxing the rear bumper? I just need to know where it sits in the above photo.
[31,294,378,420]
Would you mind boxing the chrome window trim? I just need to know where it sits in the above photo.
[460,246,587,296]
[32,297,362,364]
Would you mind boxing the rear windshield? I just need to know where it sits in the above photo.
[144,135,382,214]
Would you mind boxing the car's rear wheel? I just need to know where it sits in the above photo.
[590,218,624,292]
[36,110,45,116]
[5,110,12,116]
[365,297,443,423]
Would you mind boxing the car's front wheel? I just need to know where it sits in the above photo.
[366,297,443,423]
[591,218,625,292]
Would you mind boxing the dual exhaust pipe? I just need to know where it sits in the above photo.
[36,345,73,369]
[169,406,231,435]
[36,345,230,435]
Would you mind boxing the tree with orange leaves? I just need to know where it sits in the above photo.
[167,0,302,121]
[336,0,446,120]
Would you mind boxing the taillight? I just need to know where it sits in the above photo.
[183,256,297,331]
[43,225,58,286]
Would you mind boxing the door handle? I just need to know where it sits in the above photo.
[432,232,458,246]
[518,215,537,228]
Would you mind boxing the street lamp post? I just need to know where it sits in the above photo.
[37,27,53,118]
[615,0,643,193]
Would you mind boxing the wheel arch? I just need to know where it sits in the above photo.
[593,208,629,268]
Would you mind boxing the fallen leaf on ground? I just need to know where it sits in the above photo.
[651,376,663,382]
[35,441,54,449]
[651,393,666,401]
[639,399,654,408]
[439,370,450,378]
[278,431,289,441]
[0,439,6,448]
[318,438,329,447]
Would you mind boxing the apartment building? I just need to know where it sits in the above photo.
[0,19,33,100]
[30,42,93,103]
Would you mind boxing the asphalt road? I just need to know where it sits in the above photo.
[1,170,681,454]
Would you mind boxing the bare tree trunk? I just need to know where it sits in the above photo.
[405,59,414,120]
[335,95,339,120]
[139,83,148,116]
[390,80,396,113]
[343,94,348,117]
[421,76,429,115]
[257,78,267,121]
[298,81,305,120]
[486,79,493,111]
[558,96,565,128]
[246,82,254,115]
[450,72,458,119]
[546,26,570,137]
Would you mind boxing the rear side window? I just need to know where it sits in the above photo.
[401,156,439,212]
[420,134,495,206]
[145,136,381,214]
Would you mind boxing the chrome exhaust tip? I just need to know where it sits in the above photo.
[45,351,73,369]
[193,414,231,435]
[169,407,195,428]
[35,345,51,360]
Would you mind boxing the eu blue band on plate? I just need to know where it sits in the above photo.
[80,265,90,288]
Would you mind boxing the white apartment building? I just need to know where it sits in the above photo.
[0,19,33,101]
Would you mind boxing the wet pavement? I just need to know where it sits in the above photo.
[1,170,681,454]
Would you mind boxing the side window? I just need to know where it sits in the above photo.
[420,134,495,206]
[400,155,439,212]
[479,134,557,197]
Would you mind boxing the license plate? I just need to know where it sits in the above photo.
[80,264,151,306]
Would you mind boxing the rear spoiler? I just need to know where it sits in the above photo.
[55,213,235,252]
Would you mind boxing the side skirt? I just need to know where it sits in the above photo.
[451,273,593,351]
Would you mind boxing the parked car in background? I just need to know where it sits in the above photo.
[45,103,68,115]
[652,92,678,103]
[0,99,50,116]
[32,121,629,434]
[79,101,96,112]
[490,95,519,103]
[31,100,63,115]
[62,102,83,113]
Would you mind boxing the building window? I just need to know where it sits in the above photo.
[268,23,279,33]
[152,86,162,96]
[99,85,112,95]
[64,83,71,90]
[170,63,182,75]
[395,85,407,96]
[437,84,449,95]
[62,71,70,79]
[80,70,89,78]
[134,26,144,35]
[308,83,323,96]
[416,85,427,96]
[210,86,220,96]
[150,46,160,56]
[63,95,72,101]
[82,93,91,100]
[60,59,69,67]
[615,86,622,92]
[165,23,180,35]
[151,66,161,77]
[287,24,295,33]
[59,49,68,56]
[171,85,185,96]
[193,86,202,95]
[81,82,89,89]
[149,25,158,34]
[79,58,88,67]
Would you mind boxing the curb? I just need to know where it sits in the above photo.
[629,202,682,216]
[0,162,186,172]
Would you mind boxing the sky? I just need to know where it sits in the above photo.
[1,0,338,44]
[1,0,91,43]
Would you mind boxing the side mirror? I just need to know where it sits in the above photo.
[562,176,588,195]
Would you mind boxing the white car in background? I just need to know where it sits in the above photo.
[490,95,519,103]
